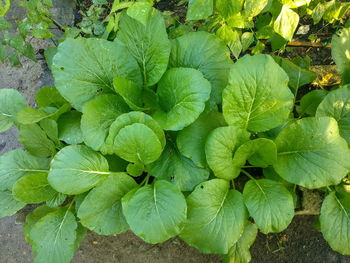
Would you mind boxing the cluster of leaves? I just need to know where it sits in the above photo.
[1,2,350,263]
[185,0,350,57]
[0,0,55,65]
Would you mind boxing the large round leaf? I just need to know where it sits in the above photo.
[81,94,129,153]
[223,54,294,132]
[57,111,83,145]
[78,173,137,235]
[243,179,294,233]
[205,126,250,180]
[106,111,165,154]
[233,138,277,168]
[320,191,350,255]
[0,190,25,219]
[169,31,233,103]
[0,89,26,132]
[113,123,162,164]
[316,86,350,143]
[331,28,350,84]
[30,208,77,263]
[48,145,110,195]
[147,144,209,192]
[122,180,187,244]
[117,8,170,86]
[180,179,247,254]
[19,123,56,158]
[12,173,57,204]
[52,38,142,111]
[223,222,258,263]
[176,110,226,167]
[0,149,49,191]
[273,117,350,188]
[152,67,211,131]
[113,77,144,110]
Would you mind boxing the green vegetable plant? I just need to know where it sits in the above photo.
[0,0,56,65]
[184,0,349,57]
[1,3,350,263]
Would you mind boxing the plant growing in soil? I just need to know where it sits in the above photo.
[0,2,350,263]
[184,0,349,56]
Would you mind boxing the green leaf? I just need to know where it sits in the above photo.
[205,126,250,180]
[48,145,110,195]
[176,110,226,167]
[0,17,12,30]
[113,77,144,110]
[46,192,67,207]
[320,191,350,255]
[244,0,269,18]
[316,86,350,143]
[106,111,166,154]
[44,47,57,71]
[117,9,170,86]
[126,2,153,26]
[273,6,299,41]
[251,40,266,54]
[223,54,293,132]
[81,94,129,152]
[30,208,78,263]
[57,111,83,145]
[298,89,328,116]
[113,123,163,164]
[78,173,137,235]
[180,179,247,254]
[148,143,209,192]
[126,162,144,177]
[187,0,213,20]
[273,56,317,94]
[36,86,67,108]
[152,68,211,131]
[24,205,57,244]
[243,179,294,233]
[223,222,258,263]
[273,117,350,188]
[0,190,25,219]
[52,38,142,111]
[241,32,254,52]
[39,119,60,147]
[169,31,233,104]
[19,123,56,158]
[122,180,187,244]
[280,0,310,8]
[0,149,49,191]
[332,28,350,84]
[17,108,49,124]
[215,0,243,18]
[0,0,11,16]
[16,103,71,125]
[12,173,57,204]
[233,138,277,168]
[0,89,26,132]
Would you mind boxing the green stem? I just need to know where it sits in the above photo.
[140,173,151,186]
[241,165,258,168]
[231,179,235,189]
[326,186,333,193]
[241,169,256,181]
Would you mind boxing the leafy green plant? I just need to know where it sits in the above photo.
[1,4,350,263]
[184,0,349,57]
[0,0,57,65]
